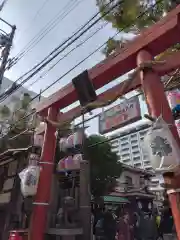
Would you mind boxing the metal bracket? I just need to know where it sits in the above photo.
[33,202,49,206]
[167,188,180,194]
[39,161,54,165]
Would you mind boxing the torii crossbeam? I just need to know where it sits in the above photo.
[31,5,180,240]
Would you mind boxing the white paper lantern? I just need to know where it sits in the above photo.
[59,138,67,152]
[65,156,75,170]
[66,131,83,150]
[29,153,39,166]
[57,158,65,172]
[19,166,40,197]
[34,134,44,147]
[66,135,74,149]
[73,131,83,147]
[72,154,82,169]
[144,116,180,171]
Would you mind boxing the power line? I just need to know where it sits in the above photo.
[8,0,113,72]
[27,22,108,89]
[0,0,162,140]
[16,0,50,42]
[4,0,114,87]
[0,0,122,102]
[10,0,83,67]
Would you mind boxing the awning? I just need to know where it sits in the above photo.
[103,196,129,204]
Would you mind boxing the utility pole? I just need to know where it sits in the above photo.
[0,21,16,88]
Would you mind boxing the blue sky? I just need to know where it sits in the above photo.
[0,0,148,134]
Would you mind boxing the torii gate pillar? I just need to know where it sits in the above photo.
[137,50,180,239]
[30,107,58,240]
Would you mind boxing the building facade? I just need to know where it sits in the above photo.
[109,123,165,200]
[109,123,152,170]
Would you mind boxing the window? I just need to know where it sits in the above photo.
[132,150,140,155]
[131,140,138,145]
[125,176,132,186]
[121,147,129,152]
[111,140,118,145]
[144,161,150,166]
[121,153,130,158]
[121,142,128,147]
[131,134,137,140]
[133,156,141,161]
[123,158,131,162]
[134,163,141,168]
[132,145,139,151]
[121,137,128,142]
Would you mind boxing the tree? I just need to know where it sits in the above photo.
[84,134,122,197]
[97,0,179,35]
[97,0,180,96]
[97,0,180,56]
[0,93,35,151]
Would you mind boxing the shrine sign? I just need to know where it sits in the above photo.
[99,96,141,134]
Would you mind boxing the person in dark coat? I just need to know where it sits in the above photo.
[103,209,117,240]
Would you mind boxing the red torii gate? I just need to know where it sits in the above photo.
[32,5,180,240]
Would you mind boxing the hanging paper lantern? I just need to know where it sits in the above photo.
[29,153,39,166]
[73,131,83,147]
[66,131,84,153]
[34,134,44,147]
[144,116,180,171]
[66,134,74,150]
[64,156,75,170]
[59,138,67,152]
[19,166,40,197]
[57,158,66,172]
[72,154,82,169]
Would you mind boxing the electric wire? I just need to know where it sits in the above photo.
[0,0,123,102]
[0,0,162,139]
[16,0,50,42]
[1,0,117,102]
[27,22,108,89]
[11,0,83,67]
[2,0,162,133]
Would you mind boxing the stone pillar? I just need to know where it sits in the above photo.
[79,160,91,240]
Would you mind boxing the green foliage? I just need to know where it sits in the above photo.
[0,105,11,118]
[97,0,178,33]
[102,38,127,57]
[97,0,180,57]
[0,93,34,152]
[84,134,122,197]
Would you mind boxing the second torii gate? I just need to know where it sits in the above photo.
[32,5,180,240]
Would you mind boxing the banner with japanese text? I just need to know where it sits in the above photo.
[99,96,141,134]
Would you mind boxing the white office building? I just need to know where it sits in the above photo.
[109,123,152,170]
